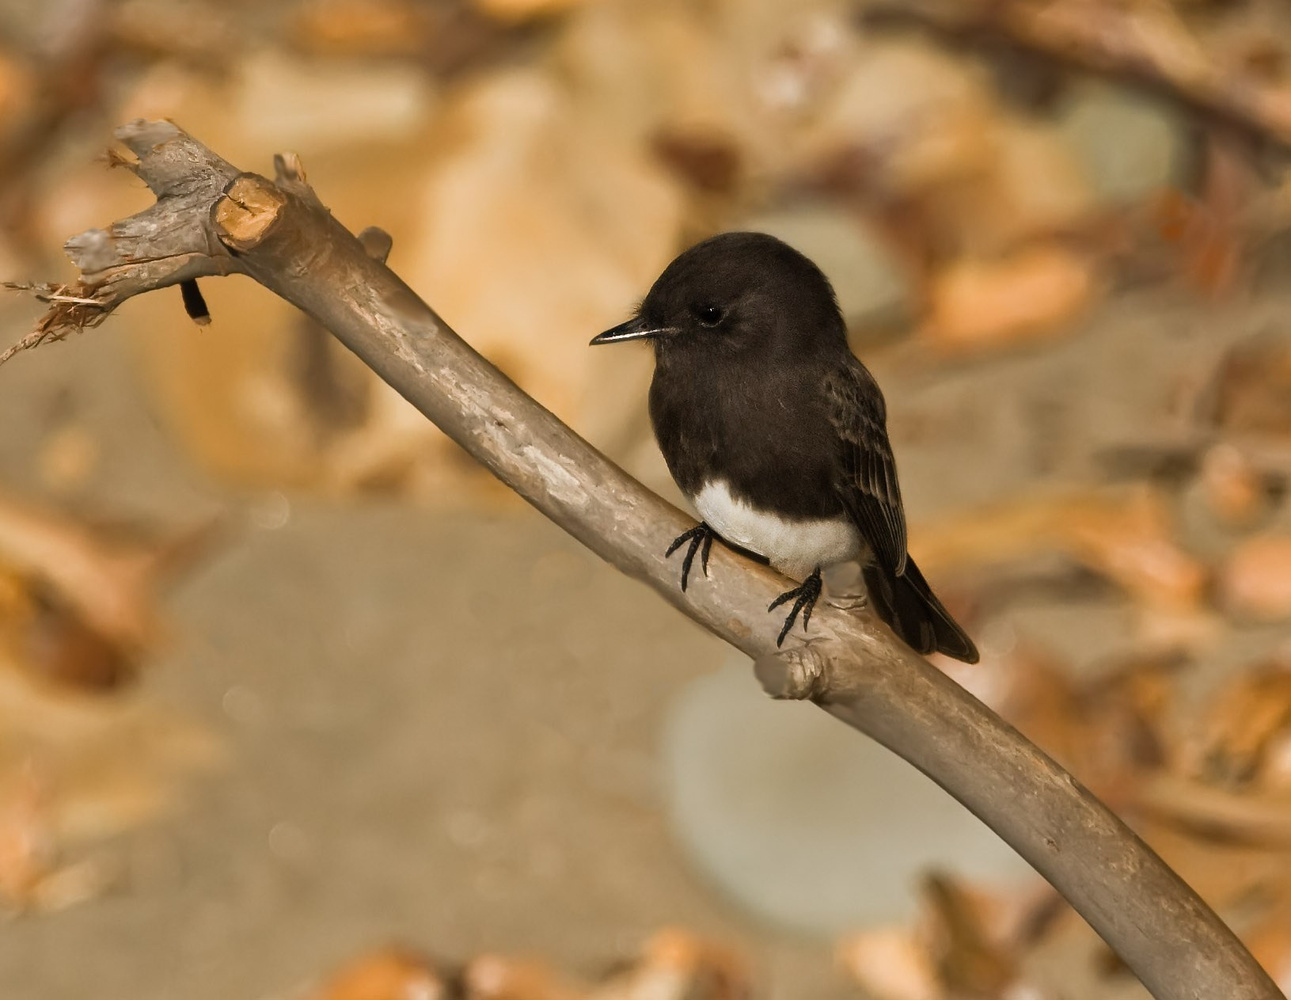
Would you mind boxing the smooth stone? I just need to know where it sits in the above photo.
[1056,80,1189,204]
[663,657,1034,935]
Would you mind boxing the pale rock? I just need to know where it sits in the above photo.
[739,203,912,322]
[554,0,846,178]
[1056,81,1188,205]
[404,67,684,452]
[796,36,997,195]
[663,658,1033,934]
[794,38,1095,257]
[554,1,755,151]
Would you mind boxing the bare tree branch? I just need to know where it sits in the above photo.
[5,120,1281,1000]
[862,0,1291,154]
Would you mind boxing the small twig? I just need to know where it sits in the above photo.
[2,120,1281,1000]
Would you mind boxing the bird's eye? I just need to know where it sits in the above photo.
[694,305,725,327]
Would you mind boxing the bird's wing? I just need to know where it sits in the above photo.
[825,360,908,575]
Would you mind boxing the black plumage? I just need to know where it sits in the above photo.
[591,231,977,663]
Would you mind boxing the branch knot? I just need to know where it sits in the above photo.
[754,641,832,701]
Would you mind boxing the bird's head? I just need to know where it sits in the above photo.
[590,231,847,358]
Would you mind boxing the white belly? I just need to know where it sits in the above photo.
[694,479,863,580]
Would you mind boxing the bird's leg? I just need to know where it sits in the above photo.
[665,522,717,592]
[825,563,869,613]
[768,566,823,647]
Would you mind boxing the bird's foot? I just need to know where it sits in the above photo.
[768,567,823,647]
[665,522,716,592]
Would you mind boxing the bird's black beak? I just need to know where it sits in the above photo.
[589,317,673,345]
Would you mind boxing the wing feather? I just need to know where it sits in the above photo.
[825,361,908,574]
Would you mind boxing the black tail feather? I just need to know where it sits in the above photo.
[862,557,979,664]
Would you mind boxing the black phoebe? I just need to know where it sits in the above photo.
[590,231,978,662]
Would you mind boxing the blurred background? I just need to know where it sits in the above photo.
[1,0,1291,997]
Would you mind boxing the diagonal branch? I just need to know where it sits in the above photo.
[4,120,1281,1000]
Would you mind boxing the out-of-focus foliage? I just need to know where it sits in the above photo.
[5,0,1289,499]
[0,492,220,914]
[306,929,749,1000]
[4,0,1291,997]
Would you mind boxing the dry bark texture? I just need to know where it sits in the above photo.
[6,120,1282,1000]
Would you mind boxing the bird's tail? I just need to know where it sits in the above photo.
[863,557,979,664]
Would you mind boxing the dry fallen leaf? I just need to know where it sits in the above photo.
[911,487,1206,612]
[837,874,1056,1000]
[404,65,684,458]
[0,665,223,838]
[0,664,221,912]
[1218,535,1291,622]
[590,928,748,1000]
[0,492,222,911]
[307,948,446,1000]
[0,491,167,651]
[0,49,35,146]
[1137,775,1291,849]
[1207,335,1291,442]
[836,926,940,1000]
[1058,654,1182,805]
[1146,134,1252,296]
[920,874,1019,997]
[473,0,586,24]
[1197,443,1271,528]
[1191,663,1291,788]
[1134,816,1290,910]
[106,0,240,69]
[1056,485,1206,611]
[1246,903,1291,996]
[0,763,55,909]
[289,0,434,56]
[462,954,584,1000]
[920,246,1096,355]
[0,565,134,691]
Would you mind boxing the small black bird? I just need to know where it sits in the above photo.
[590,231,978,662]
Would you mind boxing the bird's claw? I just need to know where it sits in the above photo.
[768,567,823,647]
[665,522,716,592]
